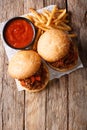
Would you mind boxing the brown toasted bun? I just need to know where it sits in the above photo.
[8,50,41,79]
[37,29,71,62]
[48,45,78,72]
[17,62,49,92]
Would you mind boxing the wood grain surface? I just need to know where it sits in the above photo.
[0,0,87,130]
[67,0,87,66]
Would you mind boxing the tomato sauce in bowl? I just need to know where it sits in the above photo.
[3,17,36,49]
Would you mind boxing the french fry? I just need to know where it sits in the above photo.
[63,19,69,23]
[54,9,66,22]
[46,5,57,26]
[58,26,71,31]
[41,30,44,35]
[42,11,49,21]
[35,23,50,31]
[60,22,71,31]
[43,9,51,17]
[39,14,47,24]
[32,17,40,24]
[50,25,71,31]
[29,8,44,24]
[62,13,68,20]
[29,8,40,18]
[26,15,34,23]
[68,33,77,38]
[54,19,63,25]
[55,9,65,13]
[33,29,41,51]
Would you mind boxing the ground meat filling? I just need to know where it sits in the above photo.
[19,63,47,90]
[49,44,78,69]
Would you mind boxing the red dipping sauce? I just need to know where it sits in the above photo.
[3,17,35,49]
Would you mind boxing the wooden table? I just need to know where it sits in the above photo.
[0,0,87,130]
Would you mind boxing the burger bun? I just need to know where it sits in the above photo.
[8,50,41,79]
[37,29,71,62]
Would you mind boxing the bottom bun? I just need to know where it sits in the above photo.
[22,80,48,93]
[47,59,78,72]
[18,62,49,93]
[48,45,78,72]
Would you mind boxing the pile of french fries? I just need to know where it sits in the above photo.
[26,5,77,51]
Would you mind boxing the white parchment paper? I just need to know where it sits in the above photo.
[0,5,83,91]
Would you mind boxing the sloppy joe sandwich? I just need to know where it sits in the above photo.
[8,50,49,92]
[37,29,78,71]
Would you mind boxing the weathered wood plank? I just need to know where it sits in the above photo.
[67,0,87,66]
[25,91,47,130]
[0,41,5,130]
[67,1,87,129]
[43,0,66,8]
[0,45,25,130]
[0,0,25,130]
[68,69,87,130]
[46,78,68,130]
[25,78,68,130]
[24,0,44,13]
